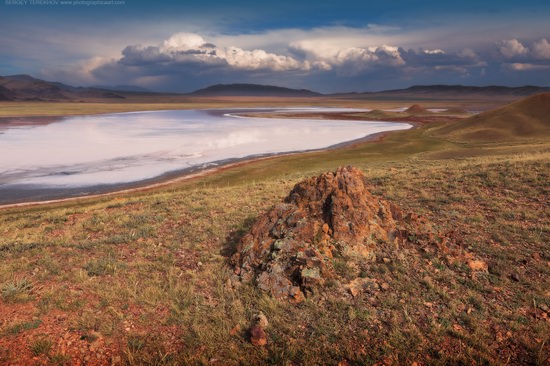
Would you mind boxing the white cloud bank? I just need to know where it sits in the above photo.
[496,38,550,74]
[95,32,485,80]
[119,33,329,72]
[40,31,550,92]
[497,38,550,60]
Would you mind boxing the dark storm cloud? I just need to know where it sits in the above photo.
[399,48,483,68]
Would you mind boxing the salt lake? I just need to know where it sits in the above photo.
[0,108,412,204]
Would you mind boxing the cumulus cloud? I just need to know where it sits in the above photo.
[497,39,529,59]
[327,45,405,75]
[48,31,549,92]
[217,47,306,71]
[400,47,482,68]
[495,38,550,71]
[78,32,493,91]
[288,43,405,77]
[531,39,550,60]
[117,32,319,73]
[161,33,209,52]
[288,41,482,77]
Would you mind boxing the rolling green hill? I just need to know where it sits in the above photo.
[432,92,550,143]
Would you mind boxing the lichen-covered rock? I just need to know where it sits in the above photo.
[230,165,401,301]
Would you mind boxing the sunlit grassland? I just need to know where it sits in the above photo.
[0,95,512,117]
[0,100,367,117]
[0,102,548,364]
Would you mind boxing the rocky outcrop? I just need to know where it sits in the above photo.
[230,166,402,302]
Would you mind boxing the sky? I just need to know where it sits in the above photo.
[1,0,549,93]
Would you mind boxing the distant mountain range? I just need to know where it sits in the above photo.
[363,84,550,96]
[0,75,127,101]
[92,85,153,93]
[190,83,322,97]
[0,74,549,101]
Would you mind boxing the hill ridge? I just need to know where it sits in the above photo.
[370,84,550,96]
[0,74,127,101]
[1,74,549,101]
[432,92,550,142]
[190,83,321,97]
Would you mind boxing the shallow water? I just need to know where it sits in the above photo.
[0,108,411,203]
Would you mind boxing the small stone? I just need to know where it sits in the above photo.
[349,286,360,297]
[253,312,269,328]
[383,258,391,264]
[289,286,305,303]
[381,282,390,291]
[229,324,241,336]
[322,223,330,234]
[346,278,373,297]
[300,266,321,287]
[468,260,488,272]
[250,326,267,346]
[273,240,285,251]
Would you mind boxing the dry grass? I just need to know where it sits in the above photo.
[0,94,514,118]
[0,149,548,365]
[431,92,550,144]
[0,97,548,364]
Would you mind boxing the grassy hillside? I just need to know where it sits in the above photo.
[432,92,550,143]
[0,96,549,365]
[0,152,548,365]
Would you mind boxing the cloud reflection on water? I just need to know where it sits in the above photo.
[0,108,411,188]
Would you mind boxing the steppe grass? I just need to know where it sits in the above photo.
[1,277,34,303]
[0,103,548,364]
[0,149,548,364]
[0,99,392,117]
[0,96,508,117]
[29,336,52,356]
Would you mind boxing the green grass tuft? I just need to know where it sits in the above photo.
[1,277,34,303]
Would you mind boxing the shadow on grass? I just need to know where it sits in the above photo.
[220,215,258,259]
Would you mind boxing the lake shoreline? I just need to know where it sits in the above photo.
[0,110,414,209]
